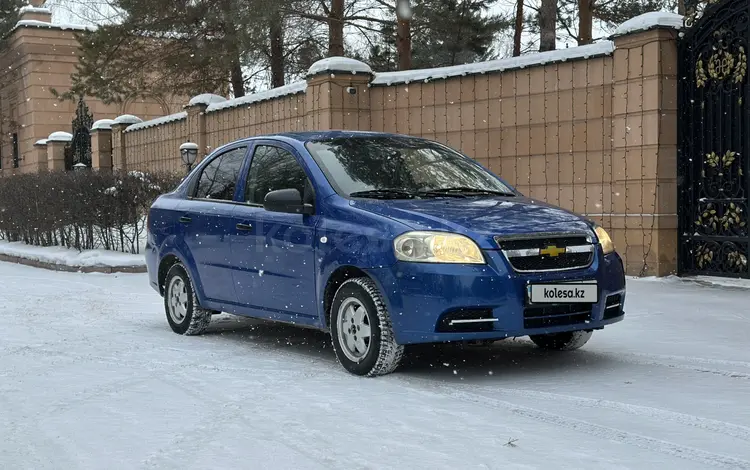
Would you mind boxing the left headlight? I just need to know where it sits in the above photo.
[394,231,485,264]
[594,225,615,254]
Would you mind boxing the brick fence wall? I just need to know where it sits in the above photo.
[82,19,681,277]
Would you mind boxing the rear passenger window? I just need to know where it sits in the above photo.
[194,147,247,200]
[245,146,309,205]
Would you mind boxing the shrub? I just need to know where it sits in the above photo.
[0,170,182,254]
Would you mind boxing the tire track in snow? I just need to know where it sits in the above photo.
[618,351,750,370]
[487,387,750,442]
[398,379,750,470]
[601,352,750,380]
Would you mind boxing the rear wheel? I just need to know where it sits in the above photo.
[330,277,404,377]
[529,330,592,351]
[164,263,215,335]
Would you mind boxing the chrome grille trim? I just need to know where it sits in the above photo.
[495,232,596,273]
[503,244,594,258]
[493,232,594,243]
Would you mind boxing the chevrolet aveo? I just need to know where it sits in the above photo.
[146,131,626,376]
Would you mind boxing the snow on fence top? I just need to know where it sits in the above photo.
[48,131,72,142]
[92,119,115,131]
[124,112,187,133]
[307,57,373,77]
[13,19,95,32]
[34,139,48,146]
[188,94,228,107]
[205,81,307,113]
[371,41,615,86]
[612,11,683,37]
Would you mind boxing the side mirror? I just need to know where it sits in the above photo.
[264,189,314,215]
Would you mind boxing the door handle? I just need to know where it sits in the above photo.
[179,216,192,224]
[236,223,253,231]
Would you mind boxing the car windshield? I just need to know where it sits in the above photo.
[305,136,514,198]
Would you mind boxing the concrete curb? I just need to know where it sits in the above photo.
[0,253,147,274]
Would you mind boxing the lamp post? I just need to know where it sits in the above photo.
[180,142,199,175]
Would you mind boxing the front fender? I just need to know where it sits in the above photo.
[313,202,410,325]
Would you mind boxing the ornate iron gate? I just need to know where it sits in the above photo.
[678,0,749,278]
[70,96,93,169]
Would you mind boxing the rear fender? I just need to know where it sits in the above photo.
[158,235,209,308]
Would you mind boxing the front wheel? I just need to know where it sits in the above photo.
[330,277,404,377]
[529,330,592,351]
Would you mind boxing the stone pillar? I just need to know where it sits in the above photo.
[110,115,142,172]
[611,20,680,276]
[32,139,48,173]
[184,94,227,162]
[305,58,374,131]
[46,132,72,171]
[91,119,115,172]
[20,3,52,23]
[184,103,209,164]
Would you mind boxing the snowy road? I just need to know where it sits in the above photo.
[1,261,749,470]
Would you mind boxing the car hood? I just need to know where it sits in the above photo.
[349,196,594,249]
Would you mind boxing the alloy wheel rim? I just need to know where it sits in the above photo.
[168,277,189,324]
[336,297,373,363]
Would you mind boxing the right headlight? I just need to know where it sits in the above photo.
[394,231,485,264]
[594,225,615,254]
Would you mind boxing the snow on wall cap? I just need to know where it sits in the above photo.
[47,131,72,142]
[34,139,48,146]
[180,142,199,151]
[371,41,615,86]
[113,114,143,125]
[307,57,373,77]
[19,5,52,14]
[91,119,115,130]
[188,94,228,106]
[612,11,683,37]
[205,81,307,113]
[13,19,95,31]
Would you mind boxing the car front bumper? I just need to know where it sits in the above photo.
[365,249,626,345]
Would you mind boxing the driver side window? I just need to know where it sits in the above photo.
[245,145,310,205]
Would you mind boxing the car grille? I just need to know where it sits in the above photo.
[495,233,595,273]
[523,304,592,329]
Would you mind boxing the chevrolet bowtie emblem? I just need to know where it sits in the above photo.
[540,245,566,257]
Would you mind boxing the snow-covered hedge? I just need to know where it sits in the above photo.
[0,170,182,254]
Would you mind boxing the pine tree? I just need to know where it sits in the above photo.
[370,0,512,71]
[0,0,24,40]
[513,0,524,57]
[58,0,298,103]
[558,0,675,46]
[539,0,557,51]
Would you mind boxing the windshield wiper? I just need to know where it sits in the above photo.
[422,187,516,197]
[349,188,418,199]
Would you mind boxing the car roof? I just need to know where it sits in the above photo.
[233,130,427,146]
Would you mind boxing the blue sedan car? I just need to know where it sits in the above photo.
[146,131,626,376]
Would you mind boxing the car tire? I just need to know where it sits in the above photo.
[529,330,592,351]
[164,263,214,336]
[330,277,405,377]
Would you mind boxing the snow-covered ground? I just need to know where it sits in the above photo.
[0,241,145,268]
[1,261,748,470]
